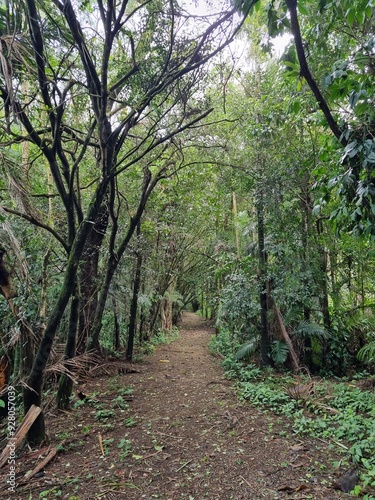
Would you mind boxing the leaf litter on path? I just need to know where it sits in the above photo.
[4,313,354,499]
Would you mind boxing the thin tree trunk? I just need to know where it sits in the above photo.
[126,224,143,361]
[320,248,331,331]
[273,302,300,371]
[87,168,156,352]
[301,186,313,369]
[39,249,51,333]
[257,194,270,367]
[233,192,241,258]
[113,296,121,351]
[56,286,79,409]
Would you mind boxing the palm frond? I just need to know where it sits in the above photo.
[295,321,329,339]
[235,338,258,361]
[0,210,29,283]
[357,342,375,366]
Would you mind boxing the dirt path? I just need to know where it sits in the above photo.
[7,313,348,499]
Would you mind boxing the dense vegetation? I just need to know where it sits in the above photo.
[0,0,374,485]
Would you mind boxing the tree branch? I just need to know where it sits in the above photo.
[1,206,69,252]
[286,0,346,145]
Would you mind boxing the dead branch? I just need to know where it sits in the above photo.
[0,405,41,468]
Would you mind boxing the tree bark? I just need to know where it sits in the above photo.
[257,194,270,367]
[56,287,80,410]
[126,224,143,361]
[77,202,109,354]
[87,168,157,352]
[23,185,108,445]
[273,302,300,371]
[113,297,121,351]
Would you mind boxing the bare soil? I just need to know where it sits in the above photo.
[2,312,357,499]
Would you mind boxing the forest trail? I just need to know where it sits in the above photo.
[10,313,346,499]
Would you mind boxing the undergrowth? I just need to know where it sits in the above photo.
[136,326,180,358]
[210,330,375,498]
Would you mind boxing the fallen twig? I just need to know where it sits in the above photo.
[98,432,105,456]
[23,446,58,481]
[240,475,253,489]
[134,448,164,461]
[176,459,193,472]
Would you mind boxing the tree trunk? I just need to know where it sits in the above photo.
[113,296,121,351]
[126,224,143,361]
[56,287,79,409]
[257,194,270,367]
[77,202,109,354]
[23,191,107,446]
[87,168,154,352]
[320,248,331,331]
[272,301,300,371]
[300,186,313,369]
[161,297,173,331]
[233,192,241,258]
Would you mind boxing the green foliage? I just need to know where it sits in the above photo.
[240,375,375,487]
[111,396,129,410]
[294,321,329,340]
[239,380,296,412]
[136,327,179,360]
[152,327,180,346]
[124,417,137,428]
[94,409,115,421]
[39,488,63,498]
[357,341,375,367]
[235,338,259,362]
[213,320,375,487]
[118,438,132,459]
[270,340,289,365]
[216,271,260,342]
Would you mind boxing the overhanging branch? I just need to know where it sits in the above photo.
[286,0,346,145]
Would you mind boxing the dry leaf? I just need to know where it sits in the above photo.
[290,443,307,452]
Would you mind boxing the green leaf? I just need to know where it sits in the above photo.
[271,341,289,365]
[346,8,356,26]
[295,321,329,339]
[365,6,373,19]
[356,9,366,24]
[235,339,258,361]
[297,1,309,15]
[288,100,300,114]
[312,204,321,216]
